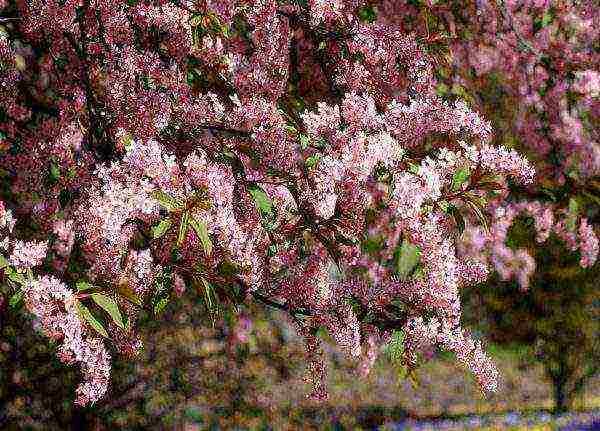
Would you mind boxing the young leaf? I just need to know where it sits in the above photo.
[248,186,274,217]
[150,190,183,212]
[396,238,421,281]
[177,211,190,247]
[76,281,93,292]
[91,293,125,329]
[154,297,169,315]
[384,329,405,366]
[540,12,553,28]
[451,168,471,191]
[305,154,321,170]
[299,134,310,150]
[7,268,26,285]
[76,301,109,338]
[189,13,204,27]
[568,197,579,215]
[407,162,420,175]
[9,289,24,308]
[152,218,173,239]
[190,216,213,256]
[49,163,60,182]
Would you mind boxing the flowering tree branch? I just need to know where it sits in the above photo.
[0,0,596,409]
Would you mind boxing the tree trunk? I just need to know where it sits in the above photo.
[551,355,572,414]
[553,377,568,413]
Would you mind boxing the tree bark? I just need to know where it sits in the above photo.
[553,377,568,413]
[551,354,572,413]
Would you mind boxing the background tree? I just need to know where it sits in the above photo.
[462,216,599,413]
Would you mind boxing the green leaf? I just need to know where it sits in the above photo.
[177,211,190,247]
[152,218,173,239]
[66,168,76,179]
[91,293,125,329]
[408,369,420,390]
[190,217,213,256]
[437,200,450,212]
[150,190,183,212]
[396,364,408,380]
[407,162,420,175]
[468,201,489,232]
[154,297,169,315]
[583,191,600,207]
[362,235,385,255]
[568,197,579,215]
[566,197,580,232]
[451,168,471,191]
[395,238,421,281]
[7,268,26,285]
[541,12,553,27]
[540,186,558,202]
[305,154,322,169]
[198,276,220,325]
[248,186,274,217]
[76,281,93,292]
[357,4,377,23]
[76,301,109,338]
[122,134,134,151]
[200,277,213,309]
[566,216,577,232]
[384,329,405,365]
[9,289,24,308]
[49,164,60,182]
[0,254,9,269]
[299,134,311,150]
[189,13,204,27]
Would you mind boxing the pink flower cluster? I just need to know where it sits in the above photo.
[22,276,110,406]
[459,200,599,289]
[8,240,48,270]
[405,316,499,393]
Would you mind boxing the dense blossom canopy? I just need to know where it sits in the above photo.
[0,0,597,406]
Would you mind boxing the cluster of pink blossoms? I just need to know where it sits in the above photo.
[2,0,593,407]
[8,240,48,270]
[459,200,599,290]
[23,275,111,406]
